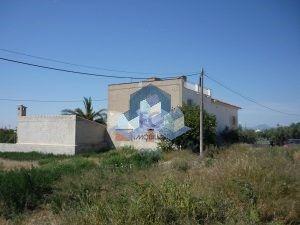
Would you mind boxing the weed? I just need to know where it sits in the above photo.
[0,158,94,218]
[171,158,190,172]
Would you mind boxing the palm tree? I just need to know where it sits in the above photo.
[61,97,107,125]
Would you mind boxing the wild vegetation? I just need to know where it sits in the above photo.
[220,123,300,146]
[0,129,16,143]
[0,145,298,225]
[261,122,300,145]
[161,104,217,152]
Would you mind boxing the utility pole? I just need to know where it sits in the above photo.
[199,68,204,156]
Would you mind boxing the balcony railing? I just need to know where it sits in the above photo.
[184,82,211,96]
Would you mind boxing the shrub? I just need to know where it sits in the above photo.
[171,159,190,172]
[220,127,257,145]
[101,148,162,170]
[0,129,16,143]
[171,104,217,152]
[157,137,175,152]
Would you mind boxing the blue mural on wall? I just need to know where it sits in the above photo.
[113,84,190,141]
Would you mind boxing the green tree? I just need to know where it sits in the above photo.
[220,126,257,145]
[61,97,107,125]
[171,104,217,152]
[0,128,16,143]
[261,122,300,146]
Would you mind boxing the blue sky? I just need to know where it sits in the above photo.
[0,0,299,128]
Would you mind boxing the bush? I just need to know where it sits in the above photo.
[159,104,217,152]
[0,129,16,143]
[220,127,257,145]
[157,137,175,152]
[171,159,190,172]
[101,147,162,170]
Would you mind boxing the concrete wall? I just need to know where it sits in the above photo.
[182,87,239,133]
[107,78,184,149]
[17,115,76,145]
[0,115,109,155]
[75,116,109,153]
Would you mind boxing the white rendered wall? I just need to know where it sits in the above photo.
[182,87,239,133]
[0,115,109,155]
[17,115,76,145]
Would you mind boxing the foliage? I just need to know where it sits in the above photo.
[169,104,217,152]
[220,126,257,145]
[261,122,300,146]
[0,128,16,143]
[157,136,174,152]
[61,97,107,124]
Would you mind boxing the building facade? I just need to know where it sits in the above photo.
[107,76,240,149]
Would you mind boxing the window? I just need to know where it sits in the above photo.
[232,116,237,127]
[187,99,193,106]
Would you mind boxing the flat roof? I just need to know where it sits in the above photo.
[108,76,241,109]
[211,98,242,109]
[108,76,184,86]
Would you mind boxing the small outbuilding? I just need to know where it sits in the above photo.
[0,106,109,155]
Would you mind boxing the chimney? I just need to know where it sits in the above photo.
[147,77,161,82]
[177,75,187,82]
[18,105,27,117]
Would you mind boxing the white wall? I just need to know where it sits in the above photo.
[17,115,76,145]
[0,115,109,155]
[182,87,239,133]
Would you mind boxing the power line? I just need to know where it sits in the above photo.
[0,57,149,79]
[204,74,300,116]
[1,55,298,116]
[0,48,198,76]
[0,98,107,103]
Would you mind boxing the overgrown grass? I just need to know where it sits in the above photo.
[56,145,299,225]
[0,151,68,162]
[0,157,95,218]
[0,147,162,220]
[0,146,299,225]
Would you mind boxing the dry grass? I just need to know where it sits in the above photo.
[0,159,38,171]
[1,145,299,225]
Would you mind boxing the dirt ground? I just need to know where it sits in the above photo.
[0,159,38,171]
